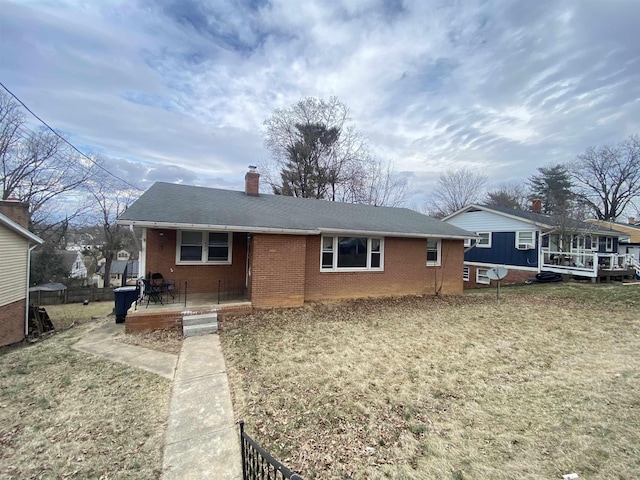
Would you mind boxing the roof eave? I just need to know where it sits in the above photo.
[317,227,475,239]
[443,204,555,228]
[0,213,44,245]
[116,219,321,235]
[116,220,475,239]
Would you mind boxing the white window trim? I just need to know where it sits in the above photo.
[426,239,441,266]
[476,268,490,285]
[477,232,492,248]
[604,236,614,252]
[463,266,470,282]
[176,230,233,265]
[320,235,384,272]
[515,231,535,250]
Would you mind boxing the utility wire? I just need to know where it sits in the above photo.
[0,81,143,192]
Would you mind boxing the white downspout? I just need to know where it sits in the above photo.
[25,242,38,337]
[139,228,147,279]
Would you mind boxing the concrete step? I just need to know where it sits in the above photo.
[183,323,218,337]
[182,313,218,327]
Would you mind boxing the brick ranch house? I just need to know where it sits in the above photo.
[0,200,43,347]
[116,169,474,309]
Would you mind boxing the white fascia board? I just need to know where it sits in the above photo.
[115,220,320,236]
[444,204,554,229]
[463,261,539,272]
[115,220,476,240]
[0,212,44,245]
[317,227,475,240]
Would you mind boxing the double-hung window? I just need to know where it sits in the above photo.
[426,239,441,266]
[321,235,383,271]
[604,236,614,252]
[516,231,535,249]
[476,232,491,248]
[177,231,232,264]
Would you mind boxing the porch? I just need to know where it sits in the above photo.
[540,250,638,281]
[124,291,252,333]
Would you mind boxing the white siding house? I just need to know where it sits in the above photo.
[0,210,43,346]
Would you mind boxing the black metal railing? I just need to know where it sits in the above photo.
[239,421,303,480]
[218,279,247,304]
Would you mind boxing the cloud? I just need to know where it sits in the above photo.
[1,0,639,208]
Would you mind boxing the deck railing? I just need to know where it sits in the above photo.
[239,421,303,480]
[540,251,636,278]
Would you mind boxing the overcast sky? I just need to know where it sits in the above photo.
[1,0,639,208]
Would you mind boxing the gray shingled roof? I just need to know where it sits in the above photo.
[452,204,623,236]
[117,182,473,239]
[98,260,139,276]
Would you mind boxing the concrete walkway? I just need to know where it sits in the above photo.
[73,321,177,379]
[162,334,242,480]
[73,320,242,480]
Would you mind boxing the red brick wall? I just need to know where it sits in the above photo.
[464,265,535,289]
[0,299,25,346]
[0,200,29,228]
[304,237,464,301]
[144,229,247,294]
[250,234,307,308]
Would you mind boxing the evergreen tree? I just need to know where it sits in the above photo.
[273,123,339,198]
[527,164,574,214]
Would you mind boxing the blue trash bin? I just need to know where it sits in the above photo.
[113,286,138,323]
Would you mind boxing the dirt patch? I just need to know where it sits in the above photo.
[117,328,183,355]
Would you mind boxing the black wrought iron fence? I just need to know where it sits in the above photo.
[239,421,303,480]
[218,278,247,304]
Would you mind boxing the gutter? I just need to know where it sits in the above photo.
[317,227,475,240]
[116,220,320,236]
[116,220,476,240]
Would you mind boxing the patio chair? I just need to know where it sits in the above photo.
[143,277,164,307]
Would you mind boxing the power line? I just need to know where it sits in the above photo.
[0,81,143,192]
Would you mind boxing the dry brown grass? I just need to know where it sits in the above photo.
[45,302,114,331]
[221,284,640,480]
[0,321,171,479]
[118,329,183,355]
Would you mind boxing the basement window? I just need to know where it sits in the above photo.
[476,268,490,285]
[177,231,232,264]
[321,235,384,272]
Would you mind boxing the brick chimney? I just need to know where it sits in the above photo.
[245,166,260,196]
[0,199,30,229]
[531,198,542,213]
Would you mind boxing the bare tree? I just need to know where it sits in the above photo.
[83,174,133,286]
[344,160,408,207]
[263,97,407,205]
[428,168,488,217]
[0,91,97,223]
[572,135,640,221]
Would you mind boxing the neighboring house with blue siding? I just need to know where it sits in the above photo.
[443,204,635,287]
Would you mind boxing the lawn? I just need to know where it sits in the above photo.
[0,304,171,480]
[221,283,640,480]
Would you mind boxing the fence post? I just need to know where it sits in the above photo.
[239,420,246,480]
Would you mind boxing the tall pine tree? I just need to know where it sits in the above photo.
[527,164,574,214]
